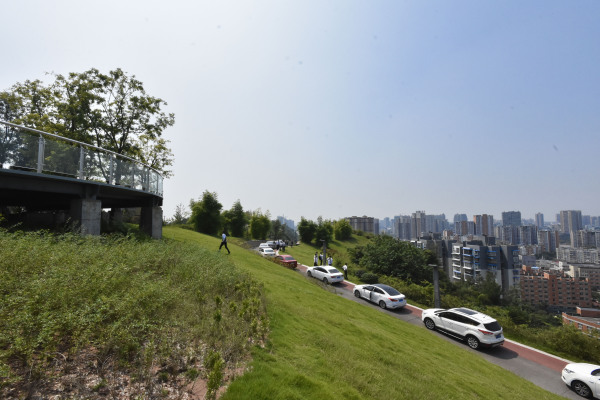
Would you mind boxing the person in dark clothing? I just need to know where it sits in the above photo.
[219,231,230,254]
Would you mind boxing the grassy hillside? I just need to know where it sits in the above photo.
[164,227,562,400]
[0,230,267,398]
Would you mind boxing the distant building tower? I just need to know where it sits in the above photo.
[560,210,583,234]
[538,230,560,254]
[454,213,468,223]
[346,216,379,236]
[411,211,426,239]
[502,211,522,227]
[535,213,544,229]
[474,214,494,236]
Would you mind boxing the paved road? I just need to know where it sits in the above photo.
[297,264,583,400]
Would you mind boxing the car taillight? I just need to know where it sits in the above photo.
[389,298,398,302]
[478,329,494,335]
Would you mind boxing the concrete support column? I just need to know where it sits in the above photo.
[140,206,163,239]
[70,198,102,235]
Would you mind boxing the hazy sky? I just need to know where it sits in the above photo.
[2,1,599,223]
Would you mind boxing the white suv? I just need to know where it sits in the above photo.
[421,307,504,350]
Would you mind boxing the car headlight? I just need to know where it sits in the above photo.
[563,368,575,374]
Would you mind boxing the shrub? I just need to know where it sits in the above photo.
[361,272,379,284]
[354,269,366,278]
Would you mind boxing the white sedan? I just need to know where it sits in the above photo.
[562,363,600,398]
[353,283,406,309]
[306,266,344,284]
[258,247,276,257]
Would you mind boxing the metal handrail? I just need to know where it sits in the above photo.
[0,119,163,197]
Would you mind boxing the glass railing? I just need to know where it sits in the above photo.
[0,120,163,197]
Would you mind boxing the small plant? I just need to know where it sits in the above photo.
[204,350,224,400]
[361,272,379,284]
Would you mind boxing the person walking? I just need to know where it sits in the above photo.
[219,231,231,254]
[313,252,318,266]
[342,263,348,280]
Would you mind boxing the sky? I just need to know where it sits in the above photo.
[2,1,599,224]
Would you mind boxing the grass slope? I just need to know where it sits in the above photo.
[164,227,562,400]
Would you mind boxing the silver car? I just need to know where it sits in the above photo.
[306,266,344,284]
[353,283,407,309]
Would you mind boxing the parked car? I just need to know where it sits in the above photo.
[266,240,277,249]
[562,363,600,398]
[306,266,344,284]
[258,247,276,257]
[353,283,406,310]
[421,307,504,350]
[258,242,271,250]
[274,254,297,269]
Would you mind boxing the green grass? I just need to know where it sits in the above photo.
[0,230,267,394]
[163,227,562,400]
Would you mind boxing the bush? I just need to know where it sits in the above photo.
[361,272,379,284]
[354,269,366,278]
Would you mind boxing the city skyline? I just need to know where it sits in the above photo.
[1,1,599,223]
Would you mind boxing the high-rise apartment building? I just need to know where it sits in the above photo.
[538,230,560,254]
[502,211,522,226]
[346,216,379,235]
[535,213,544,228]
[395,215,412,240]
[449,242,520,291]
[473,214,494,236]
[411,211,426,239]
[560,210,583,234]
[453,214,468,223]
[454,221,475,236]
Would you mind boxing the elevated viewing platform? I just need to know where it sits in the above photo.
[0,120,163,238]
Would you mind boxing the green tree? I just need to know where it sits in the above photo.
[359,235,432,282]
[1,68,175,176]
[222,200,247,237]
[250,210,271,240]
[171,203,189,224]
[297,217,317,244]
[476,272,503,305]
[315,218,333,244]
[333,219,353,240]
[189,191,223,235]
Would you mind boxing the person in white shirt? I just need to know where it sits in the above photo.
[342,264,348,279]
[219,231,230,254]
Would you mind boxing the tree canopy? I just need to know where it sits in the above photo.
[0,68,175,176]
[354,235,436,283]
[249,210,271,240]
[222,200,247,237]
[189,191,223,235]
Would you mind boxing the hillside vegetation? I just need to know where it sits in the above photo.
[164,227,562,399]
[0,230,267,398]
[0,227,563,399]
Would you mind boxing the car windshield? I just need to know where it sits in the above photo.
[484,321,501,331]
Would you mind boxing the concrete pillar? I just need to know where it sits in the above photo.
[70,198,102,235]
[140,206,163,239]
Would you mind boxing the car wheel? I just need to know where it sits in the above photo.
[379,300,387,309]
[572,381,592,398]
[466,335,480,350]
[354,290,361,298]
[322,277,328,284]
[424,318,436,330]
